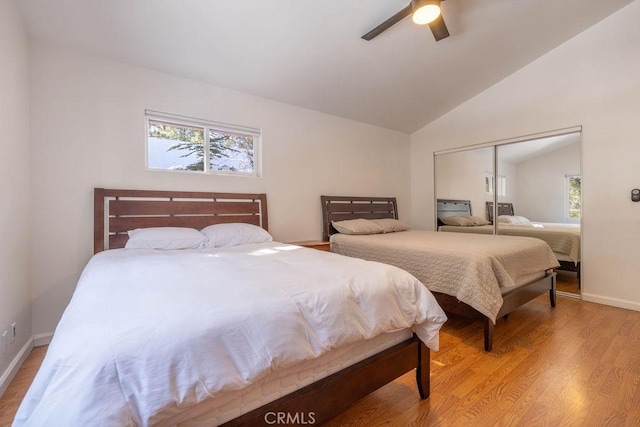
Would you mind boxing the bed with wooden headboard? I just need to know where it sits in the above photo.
[78,188,436,425]
[322,195,557,352]
[321,195,398,241]
[94,188,269,252]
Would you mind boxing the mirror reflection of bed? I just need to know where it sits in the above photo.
[434,130,581,297]
[436,199,581,295]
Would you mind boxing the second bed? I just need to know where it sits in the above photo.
[321,196,559,351]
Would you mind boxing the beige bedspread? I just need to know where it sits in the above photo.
[331,230,559,323]
[439,222,580,264]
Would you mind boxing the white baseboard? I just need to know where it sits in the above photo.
[581,293,640,312]
[0,337,34,398]
[33,333,53,347]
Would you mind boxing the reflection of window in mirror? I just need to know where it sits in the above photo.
[485,174,506,196]
[566,174,581,219]
[485,174,493,194]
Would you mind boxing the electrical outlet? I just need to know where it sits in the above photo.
[1,330,7,354]
[11,322,16,344]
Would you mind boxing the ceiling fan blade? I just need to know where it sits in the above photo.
[361,5,412,41]
[428,14,450,41]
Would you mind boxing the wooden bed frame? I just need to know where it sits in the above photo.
[320,195,398,242]
[322,195,556,352]
[486,201,581,286]
[436,199,474,227]
[94,188,430,425]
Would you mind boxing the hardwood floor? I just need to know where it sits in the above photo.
[326,294,640,426]
[0,346,46,426]
[2,294,639,426]
[556,270,580,296]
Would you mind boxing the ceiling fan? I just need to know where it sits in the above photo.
[362,0,450,42]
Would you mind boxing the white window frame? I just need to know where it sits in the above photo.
[485,173,494,194]
[145,110,261,177]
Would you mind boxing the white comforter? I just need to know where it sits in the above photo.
[14,242,446,427]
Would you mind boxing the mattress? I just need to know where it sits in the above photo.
[165,329,412,426]
[15,242,446,427]
[439,222,580,263]
[331,230,559,323]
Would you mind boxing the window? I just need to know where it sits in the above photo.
[485,174,506,197]
[485,174,493,194]
[146,111,260,176]
[566,174,581,219]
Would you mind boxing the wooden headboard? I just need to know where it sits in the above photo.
[486,202,514,223]
[320,196,398,241]
[436,199,472,226]
[94,188,268,253]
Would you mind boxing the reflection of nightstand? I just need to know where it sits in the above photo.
[288,240,331,252]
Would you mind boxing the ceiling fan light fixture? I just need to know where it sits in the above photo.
[411,0,441,25]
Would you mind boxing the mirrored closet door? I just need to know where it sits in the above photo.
[435,130,582,297]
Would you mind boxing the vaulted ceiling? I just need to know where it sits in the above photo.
[18,0,635,133]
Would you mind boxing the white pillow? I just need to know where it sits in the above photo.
[125,227,208,250]
[201,223,273,248]
[497,215,520,224]
[331,219,384,235]
[497,215,530,224]
[371,218,409,233]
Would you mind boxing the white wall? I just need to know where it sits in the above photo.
[28,43,411,337]
[411,0,640,310]
[435,147,518,222]
[435,148,493,220]
[499,159,517,208]
[0,0,32,393]
[514,142,581,223]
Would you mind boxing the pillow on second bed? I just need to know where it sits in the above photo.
[332,218,384,235]
[498,215,530,224]
[125,227,209,250]
[201,223,273,248]
[467,216,490,226]
[371,218,409,233]
[498,215,518,224]
[440,215,489,227]
[514,215,530,223]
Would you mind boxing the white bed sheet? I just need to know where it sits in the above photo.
[14,242,446,427]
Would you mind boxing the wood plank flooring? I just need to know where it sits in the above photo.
[326,294,640,426]
[555,270,580,296]
[2,292,639,426]
[0,346,46,426]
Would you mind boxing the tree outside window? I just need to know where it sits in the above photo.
[566,174,581,219]
[146,113,259,176]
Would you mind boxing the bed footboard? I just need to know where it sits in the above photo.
[434,272,556,351]
[222,335,429,426]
